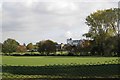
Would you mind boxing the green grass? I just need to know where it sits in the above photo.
[2,56,120,79]
[2,56,119,66]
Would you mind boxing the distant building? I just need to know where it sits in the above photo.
[67,38,83,46]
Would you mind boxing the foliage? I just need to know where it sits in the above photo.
[16,45,27,53]
[26,43,34,51]
[83,8,120,56]
[2,38,19,53]
[37,40,57,55]
[84,8,119,39]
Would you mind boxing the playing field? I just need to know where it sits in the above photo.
[2,56,119,66]
[2,56,120,79]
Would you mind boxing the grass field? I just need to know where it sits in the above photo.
[2,56,120,79]
[2,56,119,66]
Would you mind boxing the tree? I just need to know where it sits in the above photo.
[64,44,72,52]
[83,8,120,56]
[26,43,34,51]
[37,40,56,55]
[0,43,2,52]
[16,45,27,53]
[2,38,19,53]
[117,35,120,56]
[80,40,92,55]
[84,8,119,38]
[63,44,79,56]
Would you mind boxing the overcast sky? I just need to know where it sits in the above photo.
[1,0,119,44]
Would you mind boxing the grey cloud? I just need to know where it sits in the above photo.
[2,1,118,44]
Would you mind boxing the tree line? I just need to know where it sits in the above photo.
[1,8,120,56]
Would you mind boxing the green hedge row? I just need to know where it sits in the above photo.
[2,64,120,78]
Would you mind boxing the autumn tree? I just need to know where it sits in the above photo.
[16,45,27,53]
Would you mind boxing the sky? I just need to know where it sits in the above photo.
[1,0,119,44]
